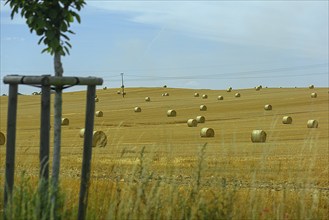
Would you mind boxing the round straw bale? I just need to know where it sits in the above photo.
[95,97,99,102]
[227,87,232,92]
[0,132,5,145]
[200,105,207,111]
[200,128,215,137]
[309,85,314,89]
[255,86,262,91]
[196,116,205,123]
[134,107,142,112]
[167,109,177,117]
[194,93,200,97]
[95,111,103,117]
[79,129,108,147]
[282,116,292,124]
[164,93,169,96]
[217,96,224,100]
[235,93,241,97]
[202,94,208,99]
[79,128,85,138]
[187,119,198,127]
[264,104,272,110]
[311,92,317,98]
[307,120,318,128]
[251,130,267,143]
[117,90,121,94]
[162,93,165,96]
[61,118,69,126]
[92,131,108,147]
[145,97,151,102]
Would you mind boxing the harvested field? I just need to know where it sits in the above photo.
[0,87,328,219]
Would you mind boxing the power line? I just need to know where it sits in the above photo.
[103,72,328,82]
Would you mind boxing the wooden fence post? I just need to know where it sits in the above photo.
[39,84,51,219]
[4,84,18,210]
[40,84,51,180]
[78,85,96,220]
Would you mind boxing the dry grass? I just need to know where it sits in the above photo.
[0,87,328,219]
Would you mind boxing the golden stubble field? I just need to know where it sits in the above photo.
[0,86,328,219]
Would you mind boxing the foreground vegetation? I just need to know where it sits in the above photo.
[1,141,328,219]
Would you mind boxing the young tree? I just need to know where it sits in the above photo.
[5,0,85,206]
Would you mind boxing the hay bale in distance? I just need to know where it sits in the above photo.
[202,94,208,99]
[311,92,317,98]
[282,116,292,124]
[251,130,267,143]
[255,86,262,91]
[117,91,121,94]
[0,132,5,145]
[61,118,69,126]
[145,97,151,102]
[134,107,142,112]
[309,85,314,89]
[196,116,205,123]
[164,93,169,96]
[200,128,215,137]
[95,111,103,117]
[264,104,272,110]
[79,129,85,138]
[217,96,224,100]
[103,87,107,90]
[235,93,241,97]
[200,105,207,111]
[79,129,108,147]
[227,87,232,92]
[187,119,198,127]
[194,93,200,97]
[167,109,177,117]
[307,120,318,128]
[95,97,99,102]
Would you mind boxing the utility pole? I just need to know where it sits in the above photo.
[121,72,125,98]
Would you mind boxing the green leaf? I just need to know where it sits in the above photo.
[38,36,45,45]
[71,11,81,23]
[61,33,70,41]
[68,14,74,23]
[61,23,68,32]
[64,46,70,55]
[41,47,51,54]
[36,29,44,36]
[65,41,72,48]
[46,30,55,40]
[49,9,57,19]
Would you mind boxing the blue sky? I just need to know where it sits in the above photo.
[1,1,328,94]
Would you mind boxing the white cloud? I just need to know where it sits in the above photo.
[3,37,25,41]
[87,1,328,57]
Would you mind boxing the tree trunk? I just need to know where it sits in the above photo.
[52,52,63,188]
